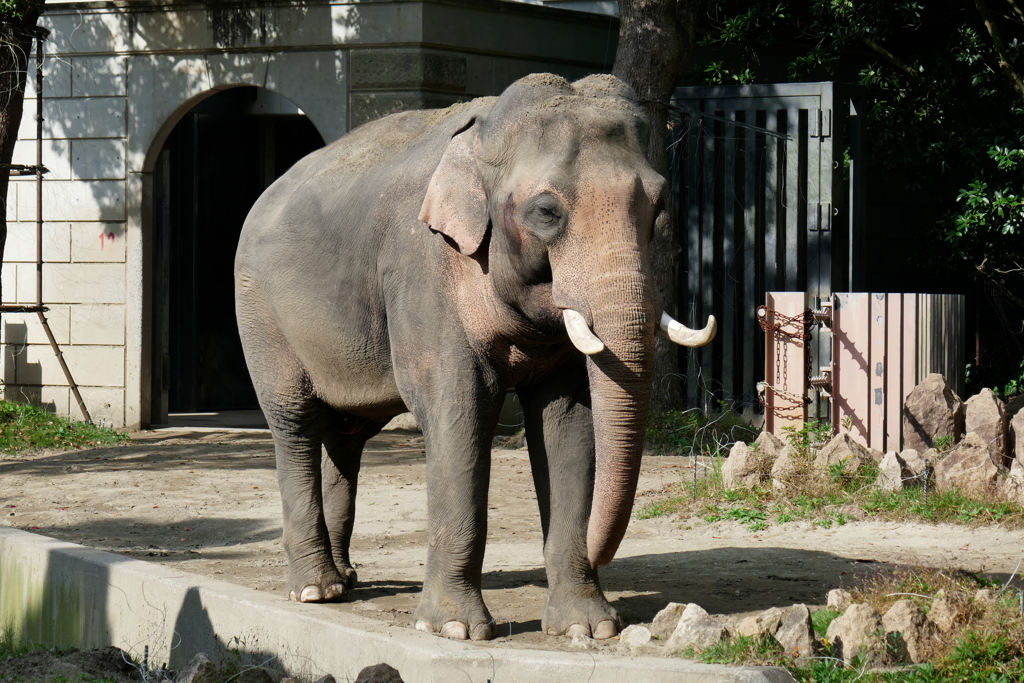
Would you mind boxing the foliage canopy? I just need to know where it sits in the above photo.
[694,1,1024,392]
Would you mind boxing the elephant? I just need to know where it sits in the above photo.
[234,72,715,642]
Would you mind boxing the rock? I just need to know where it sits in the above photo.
[771,445,804,492]
[878,451,912,491]
[773,604,817,661]
[664,603,726,652]
[754,431,786,461]
[933,432,1003,496]
[651,602,687,640]
[814,433,871,476]
[929,590,973,633]
[882,599,935,664]
[903,373,964,453]
[920,447,941,462]
[826,588,853,612]
[734,607,784,638]
[177,654,218,683]
[619,624,653,650]
[826,603,887,667]
[899,449,927,480]
[312,676,336,683]
[975,588,996,604]
[1003,460,1024,503]
[965,388,1008,465]
[721,441,767,489]
[354,663,404,683]
[867,447,885,463]
[570,632,599,650]
[1011,409,1024,464]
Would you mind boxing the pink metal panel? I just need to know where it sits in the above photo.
[884,295,904,452]
[869,293,888,451]
[764,292,808,438]
[833,293,871,448]
[903,294,918,410]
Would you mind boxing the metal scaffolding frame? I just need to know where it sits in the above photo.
[0,26,91,423]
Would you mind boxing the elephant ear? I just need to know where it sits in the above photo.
[419,119,489,255]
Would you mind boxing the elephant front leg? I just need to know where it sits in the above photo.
[412,397,501,641]
[520,370,621,639]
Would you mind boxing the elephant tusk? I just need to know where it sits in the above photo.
[659,311,717,347]
[563,309,605,355]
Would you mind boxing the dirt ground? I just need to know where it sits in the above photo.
[2,428,1023,652]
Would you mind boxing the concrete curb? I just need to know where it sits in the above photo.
[0,527,795,682]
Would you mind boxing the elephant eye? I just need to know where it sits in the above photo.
[525,194,565,237]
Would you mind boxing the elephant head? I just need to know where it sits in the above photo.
[419,74,715,567]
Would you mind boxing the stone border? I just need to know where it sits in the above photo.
[0,528,794,683]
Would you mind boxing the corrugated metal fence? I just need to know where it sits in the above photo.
[670,82,867,413]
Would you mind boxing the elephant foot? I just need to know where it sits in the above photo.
[543,590,620,639]
[286,565,357,603]
[414,598,495,641]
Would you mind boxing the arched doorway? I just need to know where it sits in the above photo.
[151,87,325,426]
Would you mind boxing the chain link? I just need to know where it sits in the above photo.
[756,305,814,417]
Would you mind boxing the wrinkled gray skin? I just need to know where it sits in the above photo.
[235,74,671,641]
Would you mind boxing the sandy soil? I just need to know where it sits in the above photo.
[2,429,1022,652]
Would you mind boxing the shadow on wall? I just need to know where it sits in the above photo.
[1,321,55,413]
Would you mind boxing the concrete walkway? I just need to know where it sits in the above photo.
[0,527,795,683]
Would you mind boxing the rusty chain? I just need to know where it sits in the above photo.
[756,305,814,417]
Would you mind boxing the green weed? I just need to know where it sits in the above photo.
[0,399,130,454]
[645,407,757,456]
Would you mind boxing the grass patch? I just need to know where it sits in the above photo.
[0,399,129,454]
[645,407,758,456]
[639,415,1024,530]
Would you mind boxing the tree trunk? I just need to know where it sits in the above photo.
[613,0,701,409]
[0,16,43,303]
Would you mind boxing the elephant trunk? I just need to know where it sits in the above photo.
[582,245,655,567]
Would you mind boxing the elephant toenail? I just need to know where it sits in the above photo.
[440,621,469,640]
[415,619,430,633]
[593,620,617,640]
[299,585,322,602]
[565,624,590,637]
[323,583,347,601]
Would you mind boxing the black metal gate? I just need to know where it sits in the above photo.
[670,82,866,415]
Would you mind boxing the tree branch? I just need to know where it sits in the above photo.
[1004,0,1024,26]
[859,34,924,81]
[975,0,1024,106]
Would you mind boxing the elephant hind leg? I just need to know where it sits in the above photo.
[237,284,347,603]
[320,412,387,597]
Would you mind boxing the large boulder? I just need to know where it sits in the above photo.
[651,602,687,640]
[1011,409,1024,465]
[877,451,912,491]
[721,441,767,489]
[903,374,964,453]
[754,430,786,461]
[814,433,871,476]
[964,388,1008,466]
[826,603,887,667]
[933,432,1004,496]
[882,599,935,664]
[733,606,784,638]
[773,604,818,661]
[664,603,726,652]
[1003,459,1024,504]
[899,448,927,481]
[771,444,804,492]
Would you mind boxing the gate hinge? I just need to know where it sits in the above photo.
[809,202,832,232]
[810,108,831,138]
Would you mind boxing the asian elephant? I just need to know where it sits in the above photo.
[234,73,715,641]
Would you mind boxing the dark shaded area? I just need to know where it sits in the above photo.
[153,87,325,419]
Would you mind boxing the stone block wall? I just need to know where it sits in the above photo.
[0,0,615,428]
[3,48,129,427]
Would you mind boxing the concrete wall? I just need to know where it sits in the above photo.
[1,0,617,427]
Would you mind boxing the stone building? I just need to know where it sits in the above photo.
[1,0,617,427]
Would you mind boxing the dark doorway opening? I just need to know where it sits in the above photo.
[152,87,325,425]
